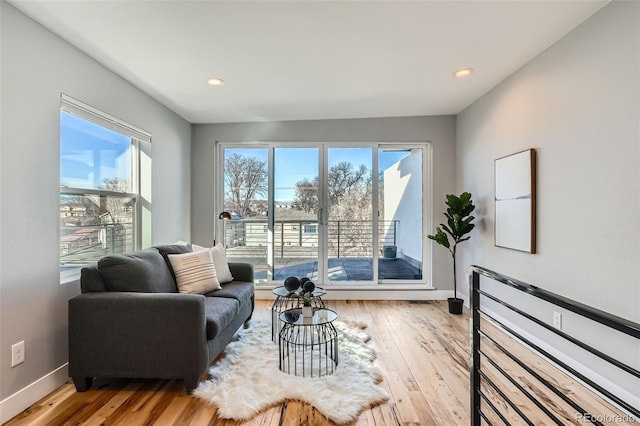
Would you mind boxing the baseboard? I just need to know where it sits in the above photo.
[256,287,452,301]
[0,363,69,424]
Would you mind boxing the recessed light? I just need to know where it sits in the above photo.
[453,67,474,78]
[207,77,225,86]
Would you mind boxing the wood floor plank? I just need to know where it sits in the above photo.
[4,382,76,426]
[3,299,631,426]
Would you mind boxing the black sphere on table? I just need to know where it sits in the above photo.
[284,311,300,322]
[302,280,315,293]
[284,276,300,291]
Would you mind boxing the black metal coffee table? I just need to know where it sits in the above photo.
[271,285,326,341]
[278,308,338,377]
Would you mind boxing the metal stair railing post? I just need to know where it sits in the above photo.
[470,270,481,426]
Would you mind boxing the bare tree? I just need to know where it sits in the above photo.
[98,178,132,224]
[100,177,129,193]
[292,162,370,218]
[293,178,318,213]
[224,153,267,216]
[291,162,372,256]
[327,162,368,207]
[327,169,372,256]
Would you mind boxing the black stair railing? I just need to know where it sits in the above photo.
[470,265,640,426]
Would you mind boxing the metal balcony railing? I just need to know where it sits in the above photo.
[223,219,399,259]
[60,222,134,268]
[60,189,137,268]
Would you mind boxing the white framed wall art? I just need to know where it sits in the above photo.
[494,149,537,253]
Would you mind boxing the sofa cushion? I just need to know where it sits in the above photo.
[168,250,221,294]
[204,282,254,307]
[210,243,234,284]
[154,244,193,280]
[204,297,240,340]
[79,266,107,293]
[193,243,234,284]
[98,249,177,293]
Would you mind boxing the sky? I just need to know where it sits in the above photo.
[60,111,132,191]
[60,110,411,203]
[225,147,410,202]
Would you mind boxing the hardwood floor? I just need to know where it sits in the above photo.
[4,300,629,425]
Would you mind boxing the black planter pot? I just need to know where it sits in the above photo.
[448,297,464,315]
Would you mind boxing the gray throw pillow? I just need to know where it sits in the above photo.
[98,248,177,293]
[154,244,193,280]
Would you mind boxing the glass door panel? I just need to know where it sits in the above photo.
[326,147,373,283]
[273,148,320,281]
[378,147,423,280]
[222,147,269,283]
[221,143,428,287]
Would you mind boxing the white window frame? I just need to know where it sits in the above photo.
[216,141,433,289]
[59,94,151,283]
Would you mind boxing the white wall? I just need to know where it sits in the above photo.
[0,2,191,421]
[457,0,639,405]
[383,149,423,265]
[191,116,456,291]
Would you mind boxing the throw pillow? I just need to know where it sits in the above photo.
[210,243,234,284]
[98,249,177,293]
[154,244,194,281]
[168,250,221,294]
[192,243,234,284]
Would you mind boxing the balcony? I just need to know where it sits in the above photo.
[60,222,134,269]
[223,219,422,282]
[60,189,137,270]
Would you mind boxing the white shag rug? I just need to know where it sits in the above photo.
[194,318,389,424]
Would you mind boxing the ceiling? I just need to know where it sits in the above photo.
[10,0,607,124]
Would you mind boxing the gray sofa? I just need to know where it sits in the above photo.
[68,244,254,393]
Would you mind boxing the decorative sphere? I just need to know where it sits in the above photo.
[302,280,315,293]
[299,277,310,285]
[284,311,300,323]
[284,276,300,291]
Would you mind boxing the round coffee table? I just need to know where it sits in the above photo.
[271,285,326,341]
[278,308,338,377]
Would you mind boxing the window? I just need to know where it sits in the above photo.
[60,95,151,280]
[303,224,318,234]
[219,142,430,287]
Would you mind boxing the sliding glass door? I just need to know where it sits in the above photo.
[326,147,374,283]
[221,147,269,281]
[219,143,428,287]
[378,147,424,281]
[273,147,320,280]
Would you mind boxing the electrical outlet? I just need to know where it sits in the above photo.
[11,341,25,367]
[552,311,562,330]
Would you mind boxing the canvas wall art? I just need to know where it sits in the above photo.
[494,149,536,253]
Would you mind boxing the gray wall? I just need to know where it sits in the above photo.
[0,1,191,412]
[191,116,456,289]
[457,0,639,401]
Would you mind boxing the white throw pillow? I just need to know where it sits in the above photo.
[192,243,234,284]
[210,243,234,284]
[168,250,220,294]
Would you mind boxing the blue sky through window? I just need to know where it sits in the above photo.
[60,111,132,191]
[225,146,409,202]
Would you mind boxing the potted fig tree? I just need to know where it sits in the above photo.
[428,192,475,314]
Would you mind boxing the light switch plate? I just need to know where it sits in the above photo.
[553,311,562,330]
[11,341,25,367]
